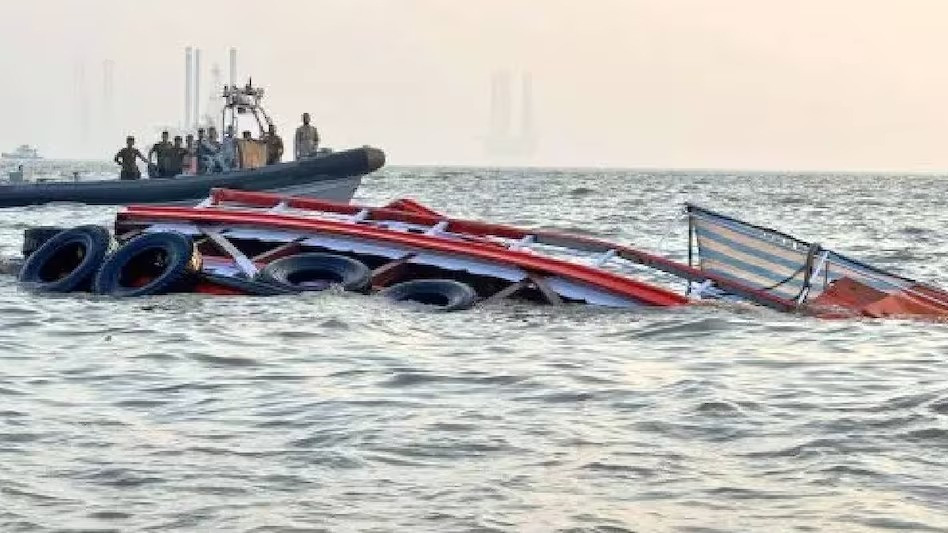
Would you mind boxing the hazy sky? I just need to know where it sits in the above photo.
[3,0,948,170]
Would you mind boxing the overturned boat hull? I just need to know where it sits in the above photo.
[0,147,384,207]
[114,188,690,308]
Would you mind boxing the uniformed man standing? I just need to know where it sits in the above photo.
[183,134,196,174]
[148,131,173,177]
[114,136,148,180]
[220,125,239,171]
[195,128,208,174]
[165,135,186,177]
[294,112,319,160]
[265,124,284,165]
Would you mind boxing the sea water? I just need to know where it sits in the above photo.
[1,168,947,532]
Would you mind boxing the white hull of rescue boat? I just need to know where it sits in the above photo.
[158,176,361,206]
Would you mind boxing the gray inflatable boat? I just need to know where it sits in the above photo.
[0,146,385,208]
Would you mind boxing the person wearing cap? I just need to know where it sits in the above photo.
[196,127,215,174]
[148,131,173,178]
[183,134,196,175]
[162,135,186,178]
[265,124,284,165]
[294,112,319,160]
[114,136,148,180]
[219,125,239,171]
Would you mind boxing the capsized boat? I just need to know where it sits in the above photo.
[15,185,948,319]
[107,190,948,318]
[112,188,691,308]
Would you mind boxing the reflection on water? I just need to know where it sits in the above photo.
[1,168,948,531]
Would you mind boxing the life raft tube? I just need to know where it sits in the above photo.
[381,279,477,312]
[18,225,112,292]
[93,232,202,297]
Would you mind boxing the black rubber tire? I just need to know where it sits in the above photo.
[256,253,371,293]
[22,226,65,258]
[201,273,300,296]
[93,232,202,297]
[381,279,477,312]
[17,225,112,292]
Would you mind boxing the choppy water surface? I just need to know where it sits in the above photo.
[2,168,948,532]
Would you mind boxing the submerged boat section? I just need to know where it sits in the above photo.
[114,188,691,308]
[686,204,948,320]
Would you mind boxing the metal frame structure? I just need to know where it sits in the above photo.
[220,80,274,138]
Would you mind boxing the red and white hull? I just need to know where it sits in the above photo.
[115,188,690,308]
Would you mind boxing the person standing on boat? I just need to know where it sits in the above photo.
[221,126,240,170]
[265,124,284,165]
[208,127,221,151]
[113,136,148,181]
[148,131,173,178]
[164,135,186,178]
[197,127,222,174]
[195,128,208,174]
[183,134,197,175]
[294,113,319,159]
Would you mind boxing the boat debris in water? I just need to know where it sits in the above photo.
[684,204,948,319]
[12,189,948,319]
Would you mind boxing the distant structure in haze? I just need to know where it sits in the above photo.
[193,48,202,129]
[185,47,193,129]
[101,59,115,145]
[181,47,238,131]
[74,62,91,151]
[484,70,537,160]
[229,47,237,87]
[204,62,223,126]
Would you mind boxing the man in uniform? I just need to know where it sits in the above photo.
[164,135,186,177]
[195,129,208,174]
[196,128,216,174]
[294,112,319,160]
[114,136,147,180]
[183,134,196,174]
[265,124,284,165]
[207,127,221,151]
[219,125,239,171]
[148,131,173,177]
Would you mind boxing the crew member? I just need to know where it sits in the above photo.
[265,124,284,165]
[294,112,319,159]
[164,135,186,177]
[195,128,208,174]
[183,134,196,174]
[220,126,239,171]
[207,127,221,151]
[148,131,173,178]
[114,136,148,180]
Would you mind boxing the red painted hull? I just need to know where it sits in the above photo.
[117,189,690,307]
